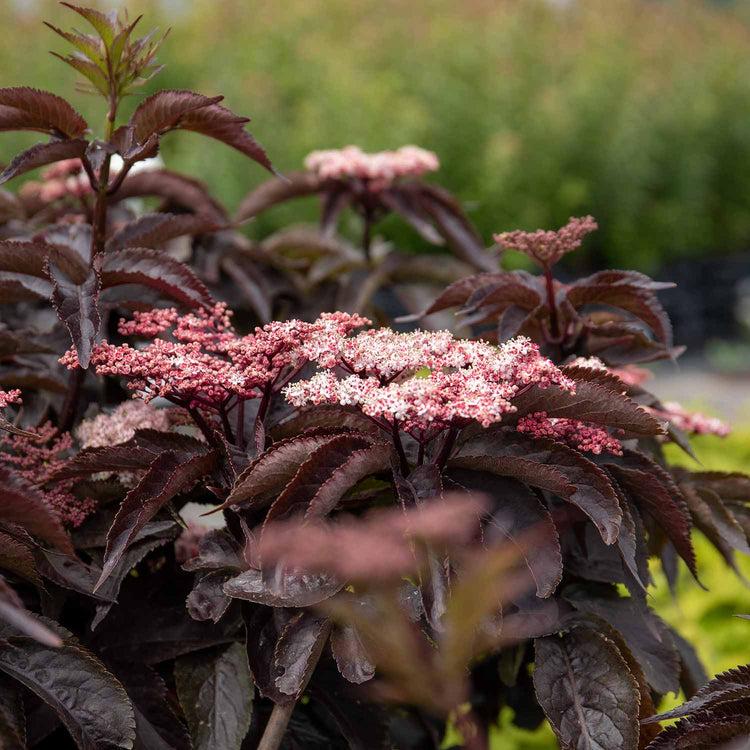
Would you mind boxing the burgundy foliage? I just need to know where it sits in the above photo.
[0,6,746,750]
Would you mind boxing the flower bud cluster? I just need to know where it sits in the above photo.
[60,306,369,409]
[1,423,96,526]
[516,411,623,455]
[0,389,21,409]
[304,145,439,190]
[494,216,598,267]
[20,158,93,204]
[650,401,731,438]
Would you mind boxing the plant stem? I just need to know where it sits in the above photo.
[362,203,373,260]
[57,366,86,435]
[257,701,296,750]
[392,419,410,476]
[433,427,458,471]
[543,266,560,342]
[219,405,235,444]
[254,384,273,455]
[236,399,246,451]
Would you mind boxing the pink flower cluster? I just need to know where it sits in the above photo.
[20,158,93,204]
[494,216,598,268]
[304,145,439,190]
[0,389,21,409]
[516,411,623,455]
[60,305,369,410]
[284,331,575,434]
[76,400,171,449]
[649,401,731,438]
[1,423,96,526]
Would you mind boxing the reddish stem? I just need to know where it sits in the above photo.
[433,427,458,470]
[391,419,410,476]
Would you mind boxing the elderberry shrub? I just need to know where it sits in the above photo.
[0,5,747,750]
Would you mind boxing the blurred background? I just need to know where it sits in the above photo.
[2,0,749,746]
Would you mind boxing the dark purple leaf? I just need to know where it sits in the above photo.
[235,171,323,222]
[223,566,343,608]
[220,255,273,323]
[330,624,375,684]
[565,589,681,696]
[416,183,496,272]
[566,282,673,347]
[129,90,224,143]
[0,531,42,587]
[397,272,507,322]
[645,714,750,750]
[49,259,101,370]
[100,246,215,309]
[270,407,380,441]
[166,99,274,175]
[274,610,331,697]
[534,627,640,750]
[243,605,291,703]
[0,576,61,646]
[264,433,377,525]
[511,380,663,437]
[174,643,253,750]
[186,571,232,623]
[643,664,750,725]
[0,138,87,185]
[0,622,136,750]
[448,469,562,598]
[116,169,229,223]
[0,87,88,137]
[95,450,217,591]
[607,463,698,581]
[47,444,159,481]
[669,627,709,699]
[113,662,192,750]
[182,529,244,573]
[305,442,391,519]
[379,188,444,245]
[573,269,675,292]
[463,430,623,544]
[0,470,73,555]
[105,212,220,253]
[215,428,368,514]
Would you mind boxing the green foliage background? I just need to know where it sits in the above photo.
[3,0,750,270]
[1,2,749,746]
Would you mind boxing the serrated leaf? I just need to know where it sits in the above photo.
[274,610,331,697]
[105,212,220,253]
[100,247,214,310]
[534,628,640,750]
[0,620,136,749]
[129,89,224,144]
[213,429,363,514]
[566,281,673,347]
[607,462,698,581]
[60,3,117,46]
[643,665,750,725]
[264,434,376,526]
[512,379,663,437]
[645,713,750,750]
[0,532,42,588]
[0,674,26,750]
[51,52,109,96]
[95,450,217,591]
[415,183,496,272]
[0,138,88,185]
[44,23,105,66]
[0,87,88,137]
[174,643,253,750]
[305,442,391,519]
[223,567,343,608]
[462,430,623,545]
[397,272,510,322]
[164,100,274,175]
[565,589,681,696]
[0,470,73,555]
[49,260,101,370]
[234,171,323,222]
[448,468,562,598]
[330,624,375,684]
[47,444,158,482]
